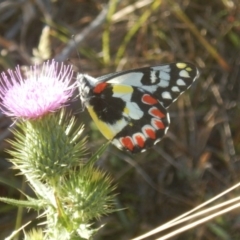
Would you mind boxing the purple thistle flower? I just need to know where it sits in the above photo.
[0,60,75,119]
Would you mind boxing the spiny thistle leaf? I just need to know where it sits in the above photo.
[7,109,88,182]
[58,164,116,224]
[85,141,110,167]
[24,228,44,240]
[0,196,46,210]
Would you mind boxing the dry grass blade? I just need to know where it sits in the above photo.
[157,202,240,240]
[112,0,153,22]
[115,0,162,65]
[55,6,109,62]
[167,0,231,71]
[102,0,119,65]
[132,182,240,239]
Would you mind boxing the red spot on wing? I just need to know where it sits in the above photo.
[142,94,158,105]
[120,137,134,151]
[153,119,165,129]
[149,107,165,118]
[93,82,108,94]
[133,134,145,148]
[143,126,156,139]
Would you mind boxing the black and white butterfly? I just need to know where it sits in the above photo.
[78,62,199,153]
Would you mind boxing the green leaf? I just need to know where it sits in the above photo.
[208,223,231,240]
[0,196,46,210]
[86,141,110,167]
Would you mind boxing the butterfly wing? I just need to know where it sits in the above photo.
[98,62,199,108]
[83,82,169,153]
[78,62,199,153]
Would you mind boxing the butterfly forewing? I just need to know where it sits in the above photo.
[78,62,199,153]
[99,62,198,108]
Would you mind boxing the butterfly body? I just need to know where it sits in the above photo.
[78,62,199,153]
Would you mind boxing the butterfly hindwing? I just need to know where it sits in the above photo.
[111,85,170,153]
[78,62,199,153]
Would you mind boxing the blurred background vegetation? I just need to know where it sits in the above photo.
[0,0,240,239]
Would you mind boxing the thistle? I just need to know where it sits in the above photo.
[0,60,115,240]
[0,60,74,119]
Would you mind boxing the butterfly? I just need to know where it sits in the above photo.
[78,62,199,153]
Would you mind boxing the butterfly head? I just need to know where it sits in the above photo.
[77,74,98,104]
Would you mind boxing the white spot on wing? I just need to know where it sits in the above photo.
[158,79,169,88]
[125,102,144,119]
[171,86,180,92]
[150,71,157,83]
[164,125,169,134]
[114,94,132,101]
[159,71,170,81]
[152,65,171,72]
[139,85,158,93]
[154,138,161,145]
[112,139,122,149]
[112,91,132,101]
[166,113,170,130]
[107,72,143,85]
[177,79,186,86]
[162,91,172,99]
[108,118,128,136]
[107,72,158,93]
[179,70,190,78]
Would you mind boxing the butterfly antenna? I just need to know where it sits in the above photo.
[71,35,83,73]
[70,35,85,113]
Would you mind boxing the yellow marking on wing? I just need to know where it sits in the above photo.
[87,106,114,140]
[176,63,187,69]
[186,67,192,71]
[123,107,129,114]
[112,85,133,94]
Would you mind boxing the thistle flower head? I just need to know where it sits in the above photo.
[0,60,74,119]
